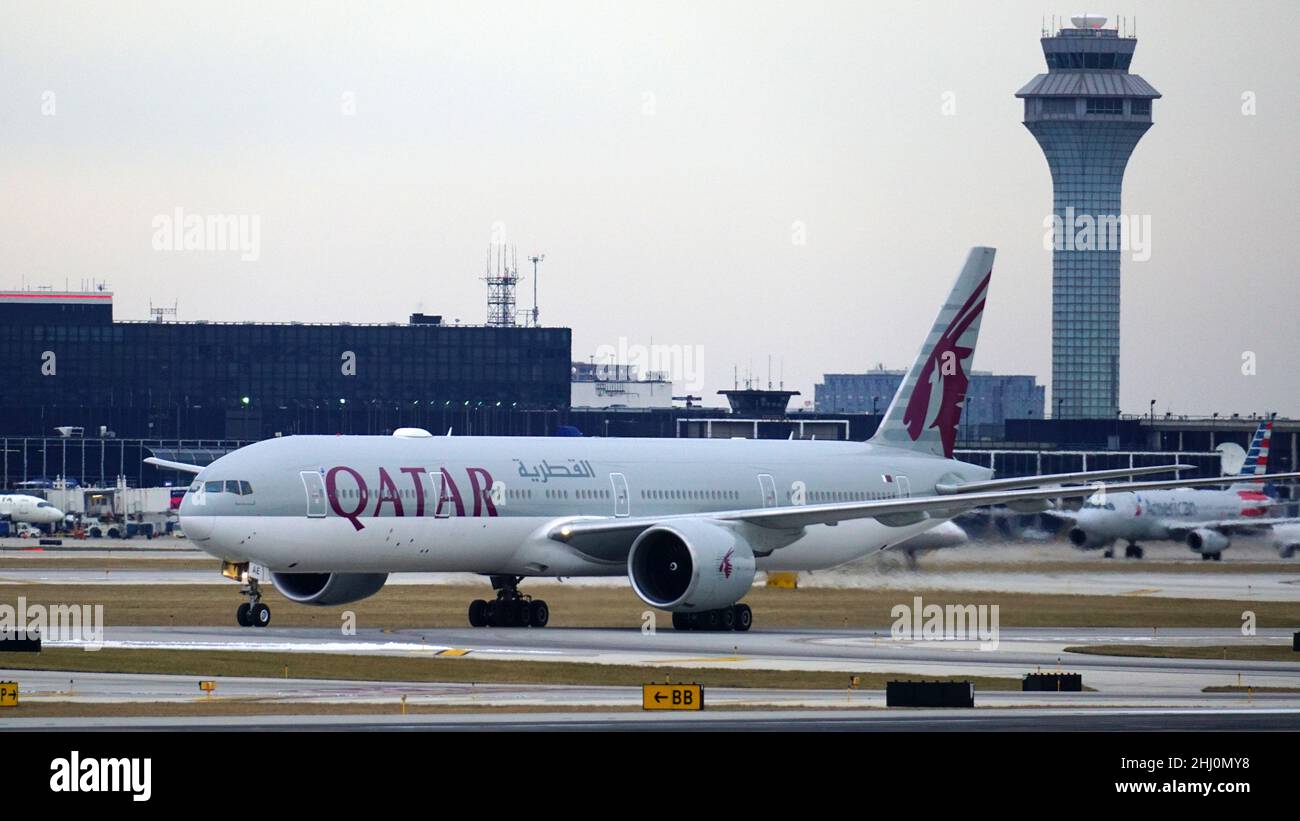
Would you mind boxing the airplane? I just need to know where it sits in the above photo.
[150,247,1300,630]
[1272,523,1300,559]
[0,493,66,527]
[1061,419,1298,560]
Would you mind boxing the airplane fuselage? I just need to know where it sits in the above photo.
[180,434,991,576]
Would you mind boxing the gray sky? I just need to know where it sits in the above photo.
[2,0,1296,415]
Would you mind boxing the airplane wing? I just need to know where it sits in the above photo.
[144,457,205,474]
[934,463,1192,494]
[1165,517,1300,539]
[549,471,1300,555]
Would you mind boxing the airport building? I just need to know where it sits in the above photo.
[815,369,1045,437]
[1016,15,1160,418]
[0,290,571,442]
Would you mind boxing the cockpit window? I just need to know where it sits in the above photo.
[239,480,253,495]
[188,482,200,493]
[225,480,241,495]
[37,502,52,508]
[205,481,223,493]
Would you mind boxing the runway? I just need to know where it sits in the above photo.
[26,625,1300,695]
[8,707,1300,732]
[3,567,1297,601]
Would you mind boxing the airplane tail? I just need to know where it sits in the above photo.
[869,246,995,458]
[1230,418,1273,487]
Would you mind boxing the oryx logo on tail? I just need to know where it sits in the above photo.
[902,271,990,458]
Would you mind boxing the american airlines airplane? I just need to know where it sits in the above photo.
[1062,420,1297,560]
[150,247,1297,629]
[0,494,65,527]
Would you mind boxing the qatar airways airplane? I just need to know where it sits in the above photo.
[1061,419,1298,560]
[150,247,1294,630]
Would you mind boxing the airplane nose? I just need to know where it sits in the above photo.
[182,515,214,541]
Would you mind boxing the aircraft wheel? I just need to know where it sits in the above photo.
[484,601,499,627]
[702,610,720,631]
[1102,548,1114,559]
[1133,546,1144,559]
[672,612,690,631]
[1212,553,1223,562]
[250,602,271,628]
[468,599,487,627]
[236,603,252,627]
[719,607,736,631]
[733,604,752,632]
[1201,553,1212,561]
[529,600,550,628]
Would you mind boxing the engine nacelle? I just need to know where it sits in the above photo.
[1067,527,1113,551]
[271,572,389,606]
[627,520,756,612]
[1186,529,1230,555]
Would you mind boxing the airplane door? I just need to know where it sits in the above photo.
[431,470,452,518]
[610,473,630,518]
[895,475,912,498]
[300,471,327,518]
[758,474,778,507]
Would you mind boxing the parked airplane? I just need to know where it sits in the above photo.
[0,494,66,526]
[152,247,1299,629]
[1062,420,1297,559]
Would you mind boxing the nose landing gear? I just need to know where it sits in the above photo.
[235,577,271,627]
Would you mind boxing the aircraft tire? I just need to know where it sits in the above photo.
[251,602,271,627]
[529,600,549,628]
[733,604,752,632]
[468,599,487,627]
[719,607,736,630]
[236,603,252,627]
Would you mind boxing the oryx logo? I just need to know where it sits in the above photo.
[718,548,735,579]
[902,271,989,458]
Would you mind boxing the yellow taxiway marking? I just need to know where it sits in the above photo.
[436,648,471,657]
[1120,588,1161,596]
[648,656,745,664]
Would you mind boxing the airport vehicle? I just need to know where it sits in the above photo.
[1062,420,1297,559]
[153,247,1300,629]
[0,493,66,526]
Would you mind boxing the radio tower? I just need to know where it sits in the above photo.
[483,243,520,327]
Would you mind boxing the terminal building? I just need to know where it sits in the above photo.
[0,290,571,442]
[815,369,1045,438]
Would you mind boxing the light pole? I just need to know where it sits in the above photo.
[528,254,545,327]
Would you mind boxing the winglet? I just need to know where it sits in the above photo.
[144,457,204,474]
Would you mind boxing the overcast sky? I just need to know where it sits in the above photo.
[2,1,1296,415]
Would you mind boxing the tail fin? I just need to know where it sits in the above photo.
[1233,419,1273,481]
[869,246,995,458]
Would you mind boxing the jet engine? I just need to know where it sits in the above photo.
[627,520,756,612]
[1186,529,1230,556]
[271,572,389,605]
[1067,527,1113,551]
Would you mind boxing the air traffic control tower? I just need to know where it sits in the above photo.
[1016,14,1159,418]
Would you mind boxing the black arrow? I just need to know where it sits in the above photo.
[654,692,666,703]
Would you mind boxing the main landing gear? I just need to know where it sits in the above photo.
[467,575,549,628]
[1200,552,1223,562]
[672,604,752,632]
[1124,542,1145,559]
[236,577,271,628]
